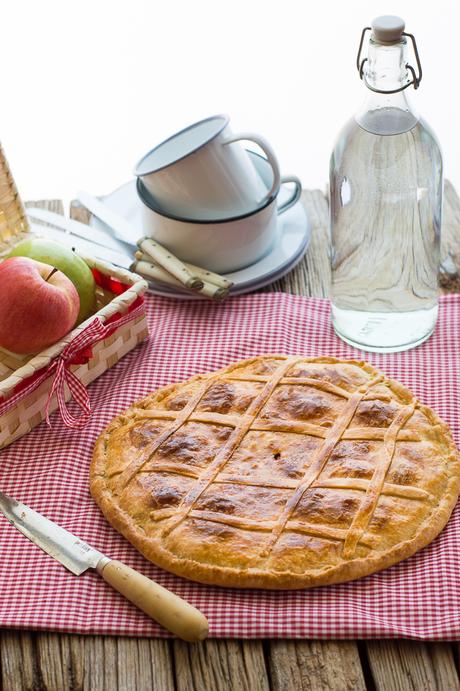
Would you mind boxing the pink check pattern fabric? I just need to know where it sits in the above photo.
[0,292,459,640]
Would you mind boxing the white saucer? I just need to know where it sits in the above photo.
[92,180,311,298]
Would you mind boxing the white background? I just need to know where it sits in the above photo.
[2,0,459,206]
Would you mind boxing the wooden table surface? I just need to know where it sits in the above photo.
[3,187,460,691]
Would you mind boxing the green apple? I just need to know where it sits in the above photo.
[8,238,96,323]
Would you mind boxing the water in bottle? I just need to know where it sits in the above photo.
[330,16,442,352]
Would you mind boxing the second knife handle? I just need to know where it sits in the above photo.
[138,238,203,291]
[97,559,209,642]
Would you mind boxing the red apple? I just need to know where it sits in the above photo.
[0,257,80,354]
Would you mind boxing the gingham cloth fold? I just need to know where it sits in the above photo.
[0,292,459,640]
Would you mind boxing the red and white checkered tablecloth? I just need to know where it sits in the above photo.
[1,292,460,640]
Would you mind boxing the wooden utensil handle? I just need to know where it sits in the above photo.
[97,559,208,642]
[135,251,233,290]
[138,238,203,291]
[134,260,228,301]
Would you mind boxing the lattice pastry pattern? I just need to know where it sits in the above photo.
[91,356,460,589]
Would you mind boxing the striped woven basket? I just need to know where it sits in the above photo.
[0,217,149,449]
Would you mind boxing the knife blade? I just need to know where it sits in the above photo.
[0,491,104,575]
[0,492,208,641]
[76,189,140,246]
[28,222,135,270]
[27,207,134,253]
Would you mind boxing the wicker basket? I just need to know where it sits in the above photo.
[0,223,149,449]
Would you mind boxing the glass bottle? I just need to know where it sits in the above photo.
[330,15,442,352]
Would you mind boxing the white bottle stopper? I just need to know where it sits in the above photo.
[371,15,405,44]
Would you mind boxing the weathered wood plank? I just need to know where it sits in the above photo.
[116,638,175,691]
[82,636,117,690]
[173,639,270,691]
[0,631,39,691]
[268,640,367,691]
[24,199,64,215]
[428,644,460,689]
[35,634,175,691]
[267,189,330,298]
[442,180,460,271]
[35,632,82,690]
[366,640,460,690]
[440,180,460,292]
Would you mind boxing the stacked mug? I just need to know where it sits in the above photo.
[134,115,302,274]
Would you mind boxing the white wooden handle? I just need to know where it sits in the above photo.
[134,260,229,301]
[134,251,233,290]
[97,559,209,642]
[138,238,203,290]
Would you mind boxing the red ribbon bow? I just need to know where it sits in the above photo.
[44,303,145,429]
[44,318,107,429]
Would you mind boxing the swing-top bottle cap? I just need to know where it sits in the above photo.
[371,15,405,44]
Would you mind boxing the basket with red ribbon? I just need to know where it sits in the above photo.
[0,258,148,448]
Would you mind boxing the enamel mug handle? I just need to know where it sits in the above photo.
[223,132,281,201]
[276,175,302,215]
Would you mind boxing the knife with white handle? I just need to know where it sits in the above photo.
[76,189,140,246]
[27,207,134,253]
[28,222,135,270]
[0,492,209,642]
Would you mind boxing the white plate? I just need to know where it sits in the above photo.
[92,180,311,297]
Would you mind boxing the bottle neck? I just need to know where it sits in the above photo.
[356,39,418,135]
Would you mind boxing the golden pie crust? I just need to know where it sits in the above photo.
[90,356,460,589]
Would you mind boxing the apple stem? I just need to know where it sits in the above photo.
[44,267,59,282]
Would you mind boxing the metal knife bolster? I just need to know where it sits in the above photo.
[0,492,108,575]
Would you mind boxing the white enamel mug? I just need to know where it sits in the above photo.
[137,151,301,273]
[134,114,281,220]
